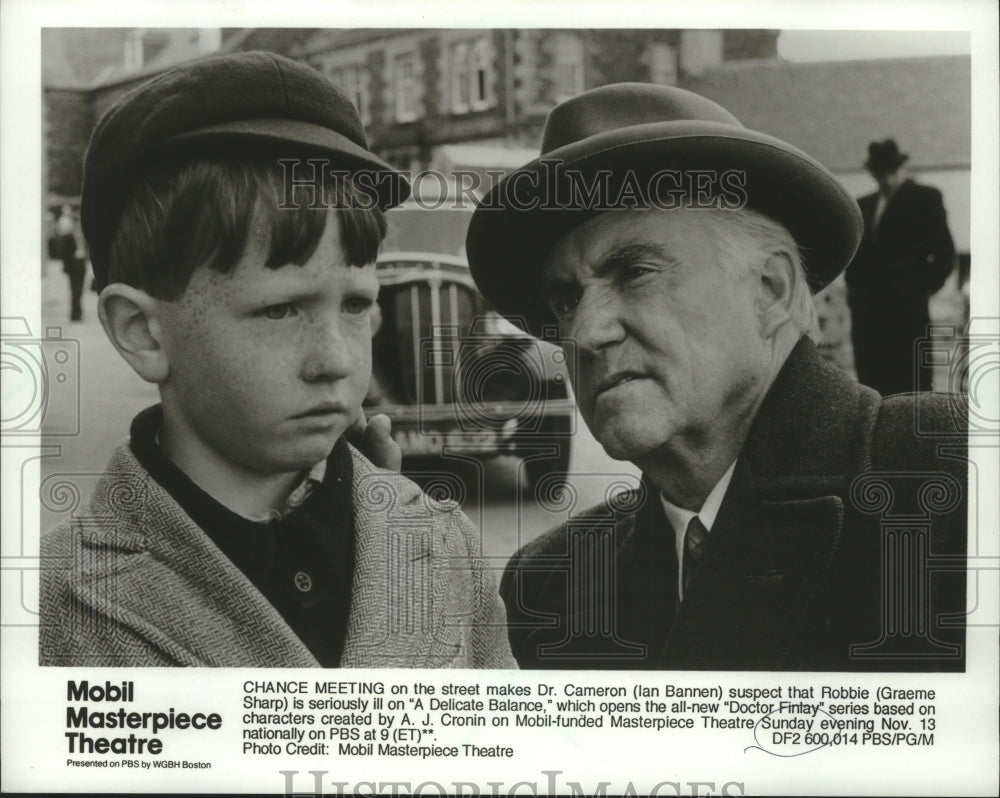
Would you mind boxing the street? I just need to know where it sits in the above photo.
[37,261,640,562]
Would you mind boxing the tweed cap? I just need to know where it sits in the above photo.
[82,50,410,288]
[466,83,863,337]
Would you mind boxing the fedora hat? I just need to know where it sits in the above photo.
[466,83,862,337]
[865,138,909,173]
[82,51,410,289]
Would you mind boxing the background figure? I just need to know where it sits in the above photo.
[53,204,87,321]
[845,139,955,394]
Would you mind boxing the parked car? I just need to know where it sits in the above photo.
[366,194,575,492]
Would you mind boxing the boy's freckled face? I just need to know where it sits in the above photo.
[155,214,378,477]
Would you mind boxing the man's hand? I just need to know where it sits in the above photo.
[346,411,402,472]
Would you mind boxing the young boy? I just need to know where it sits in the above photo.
[40,51,514,668]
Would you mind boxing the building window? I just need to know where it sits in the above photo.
[551,32,584,102]
[450,37,493,114]
[451,42,470,113]
[123,28,169,73]
[326,63,370,124]
[393,51,420,123]
[649,42,678,86]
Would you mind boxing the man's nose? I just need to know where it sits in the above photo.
[299,314,358,383]
[567,289,626,352]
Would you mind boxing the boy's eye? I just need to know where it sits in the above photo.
[260,303,299,320]
[344,296,374,315]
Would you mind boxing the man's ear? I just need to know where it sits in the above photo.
[756,251,797,339]
[98,284,170,383]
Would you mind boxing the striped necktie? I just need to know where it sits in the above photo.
[683,515,709,596]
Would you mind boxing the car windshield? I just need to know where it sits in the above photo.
[382,204,474,259]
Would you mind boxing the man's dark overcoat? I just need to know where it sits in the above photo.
[845,179,955,395]
[501,339,967,671]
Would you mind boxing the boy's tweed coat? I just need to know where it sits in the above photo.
[501,340,968,671]
[40,444,514,668]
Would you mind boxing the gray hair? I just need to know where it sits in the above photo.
[707,207,820,340]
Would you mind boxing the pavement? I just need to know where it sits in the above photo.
[36,262,160,535]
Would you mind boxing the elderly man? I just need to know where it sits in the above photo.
[466,84,967,671]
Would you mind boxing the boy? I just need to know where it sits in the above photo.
[40,51,514,668]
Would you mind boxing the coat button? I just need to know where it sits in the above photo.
[293,571,313,592]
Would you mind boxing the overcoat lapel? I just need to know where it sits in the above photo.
[657,339,878,669]
[658,465,845,669]
[510,485,676,667]
[339,454,462,668]
[66,445,457,668]
[68,448,320,667]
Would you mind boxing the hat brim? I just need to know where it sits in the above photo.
[167,118,411,210]
[467,121,862,337]
[864,152,910,172]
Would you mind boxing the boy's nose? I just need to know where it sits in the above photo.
[299,316,358,383]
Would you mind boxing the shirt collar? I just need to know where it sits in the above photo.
[266,458,327,520]
[659,460,737,535]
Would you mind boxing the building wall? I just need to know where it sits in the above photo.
[43,28,782,198]
[301,28,778,167]
[44,88,91,203]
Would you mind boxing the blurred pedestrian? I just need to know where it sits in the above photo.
[845,139,955,394]
[54,204,87,321]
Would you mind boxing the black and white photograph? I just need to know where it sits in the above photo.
[2,1,997,795]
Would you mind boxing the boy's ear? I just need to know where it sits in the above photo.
[756,250,796,339]
[98,284,170,383]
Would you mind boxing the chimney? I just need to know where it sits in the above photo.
[198,29,222,54]
[679,30,723,77]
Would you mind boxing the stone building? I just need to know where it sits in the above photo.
[41,29,970,379]
[293,29,779,171]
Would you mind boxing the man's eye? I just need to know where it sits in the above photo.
[546,288,580,319]
[260,303,299,320]
[344,296,374,315]
[620,264,655,283]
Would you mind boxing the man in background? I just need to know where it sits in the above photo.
[53,204,88,322]
[845,139,955,395]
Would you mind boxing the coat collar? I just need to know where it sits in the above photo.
[657,339,880,669]
[742,337,880,496]
[68,443,454,667]
[70,444,319,666]
[338,452,467,668]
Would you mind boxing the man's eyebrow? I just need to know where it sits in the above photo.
[540,241,672,294]
[593,242,671,278]
[540,270,575,296]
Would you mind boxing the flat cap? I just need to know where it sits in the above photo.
[82,50,409,288]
